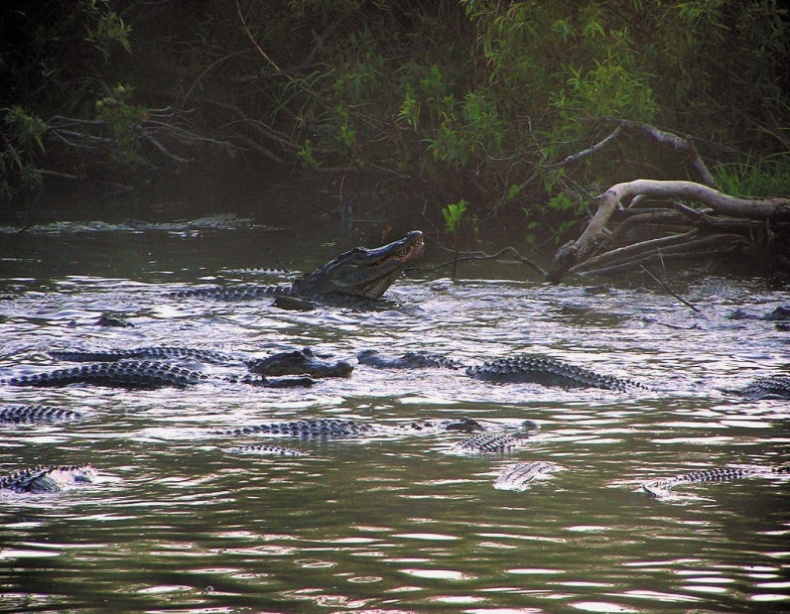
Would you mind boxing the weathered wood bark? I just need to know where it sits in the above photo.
[550,179,790,282]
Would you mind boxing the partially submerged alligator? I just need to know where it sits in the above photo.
[7,343,784,396]
[641,464,790,499]
[0,464,96,494]
[734,375,790,400]
[359,349,648,391]
[4,345,648,392]
[171,230,425,302]
[3,348,353,389]
[219,417,484,439]
[1,405,84,424]
[494,461,563,491]
[451,420,540,455]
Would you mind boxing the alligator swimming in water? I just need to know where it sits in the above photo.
[0,464,96,494]
[8,345,648,391]
[734,375,790,400]
[493,461,563,491]
[50,346,354,378]
[451,420,541,455]
[641,464,790,499]
[226,444,307,457]
[171,230,425,302]
[0,405,84,424]
[4,348,353,389]
[2,359,319,389]
[218,417,484,439]
[359,349,648,391]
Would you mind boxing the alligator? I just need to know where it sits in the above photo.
[226,444,307,457]
[2,360,316,389]
[47,346,354,379]
[493,461,563,491]
[0,405,84,424]
[359,349,647,391]
[735,375,790,400]
[219,417,484,439]
[641,464,790,499]
[10,347,648,391]
[0,464,96,494]
[170,230,425,302]
[4,348,355,389]
[451,420,541,454]
[357,349,466,370]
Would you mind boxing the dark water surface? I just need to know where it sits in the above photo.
[1,215,788,613]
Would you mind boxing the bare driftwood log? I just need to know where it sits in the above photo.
[551,179,790,282]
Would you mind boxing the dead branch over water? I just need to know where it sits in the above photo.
[548,123,790,282]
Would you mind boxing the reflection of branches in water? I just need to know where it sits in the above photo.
[426,245,547,278]
[46,107,234,164]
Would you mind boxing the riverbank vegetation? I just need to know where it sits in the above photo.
[2,0,788,275]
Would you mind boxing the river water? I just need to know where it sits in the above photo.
[0,214,788,613]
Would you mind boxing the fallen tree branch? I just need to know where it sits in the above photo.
[551,179,790,281]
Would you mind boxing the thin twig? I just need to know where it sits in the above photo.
[639,264,702,314]
[427,246,548,277]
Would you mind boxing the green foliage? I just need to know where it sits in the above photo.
[95,85,148,164]
[0,0,135,203]
[711,157,790,198]
[1,0,788,236]
[0,106,47,200]
[442,199,468,234]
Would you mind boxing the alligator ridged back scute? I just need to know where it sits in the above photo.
[468,353,642,391]
[357,349,466,370]
[49,346,239,365]
[7,360,207,388]
[226,444,306,456]
[642,464,790,498]
[493,461,561,491]
[453,433,524,454]
[0,405,83,424]
[738,375,790,400]
[169,284,289,300]
[223,418,376,439]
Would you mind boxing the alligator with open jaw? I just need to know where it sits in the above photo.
[0,464,96,494]
[641,465,790,499]
[171,230,425,302]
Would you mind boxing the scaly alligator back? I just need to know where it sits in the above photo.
[467,353,645,391]
[225,444,307,456]
[5,360,209,389]
[357,349,466,370]
[49,346,241,365]
[642,464,790,498]
[220,417,483,439]
[736,375,790,400]
[0,405,84,424]
[494,461,562,491]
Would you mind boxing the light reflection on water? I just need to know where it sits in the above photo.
[1,217,789,613]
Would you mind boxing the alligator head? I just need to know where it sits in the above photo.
[292,230,425,299]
